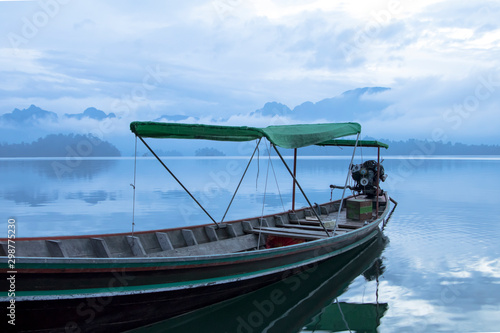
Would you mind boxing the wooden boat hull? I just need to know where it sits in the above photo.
[128,229,389,333]
[0,196,392,332]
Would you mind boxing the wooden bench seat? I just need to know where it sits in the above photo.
[246,226,329,240]
[280,223,350,234]
[289,219,364,230]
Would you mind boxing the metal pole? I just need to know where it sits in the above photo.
[137,136,219,227]
[272,144,330,237]
[333,133,360,234]
[220,138,262,223]
[376,146,380,217]
[131,135,137,235]
[292,148,297,211]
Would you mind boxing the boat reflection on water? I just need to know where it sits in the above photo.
[127,230,389,333]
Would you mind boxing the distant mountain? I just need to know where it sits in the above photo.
[0,134,121,157]
[0,105,122,147]
[0,104,58,125]
[155,114,198,122]
[0,105,117,125]
[251,102,292,117]
[65,107,116,120]
[250,87,390,120]
[195,147,225,156]
[292,87,390,121]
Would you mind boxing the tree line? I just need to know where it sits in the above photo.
[0,134,121,157]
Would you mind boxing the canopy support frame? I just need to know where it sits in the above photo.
[272,144,331,237]
[376,146,381,217]
[220,138,262,224]
[131,135,138,235]
[333,133,360,235]
[137,136,219,227]
[292,148,297,211]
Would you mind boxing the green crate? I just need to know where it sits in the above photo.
[346,198,372,220]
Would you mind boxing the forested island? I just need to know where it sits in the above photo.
[0,134,121,157]
[142,149,183,157]
[195,147,226,156]
[292,139,500,156]
[377,139,500,155]
[1,135,498,157]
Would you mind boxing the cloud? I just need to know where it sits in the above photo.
[0,1,499,143]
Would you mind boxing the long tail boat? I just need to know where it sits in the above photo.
[0,121,397,332]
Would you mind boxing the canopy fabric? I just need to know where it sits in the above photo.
[260,123,361,149]
[130,121,361,149]
[129,122,263,142]
[317,139,389,149]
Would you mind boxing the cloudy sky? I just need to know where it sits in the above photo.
[1,0,499,143]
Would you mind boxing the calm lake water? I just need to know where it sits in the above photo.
[1,154,500,332]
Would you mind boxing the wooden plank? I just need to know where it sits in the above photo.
[90,238,111,258]
[338,223,364,229]
[288,212,299,222]
[258,226,330,238]
[155,232,174,251]
[147,234,258,257]
[242,221,253,232]
[259,218,270,227]
[182,229,198,246]
[304,215,330,221]
[282,223,330,231]
[290,219,364,230]
[205,226,219,242]
[126,236,147,257]
[226,224,238,238]
[281,224,353,233]
[288,219,325,226]
[274,215,285,226]
[247,228,327,240]
[46,240,68,258]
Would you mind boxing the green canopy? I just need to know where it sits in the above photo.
[129,122,262,142]
[130,121,361,149]
[318,139,389,149]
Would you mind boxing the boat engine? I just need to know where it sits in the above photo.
[350,160,387,198]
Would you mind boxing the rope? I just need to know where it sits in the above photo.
[220,138,262,223]
[256,141,260,190]
[261,142,272,217]
[272,144,330,237]
[269,153,286,212]
[130,135,137,235]
[257,142,272,250]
